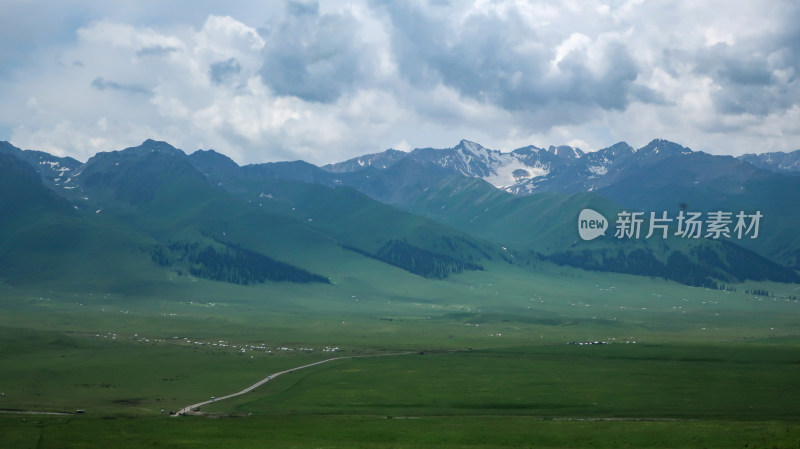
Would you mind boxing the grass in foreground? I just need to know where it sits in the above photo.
[1,266,799,448]
[207,343,800,420]
[2,415,799,449]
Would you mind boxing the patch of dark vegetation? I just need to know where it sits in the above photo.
[746,288,771,296]
[777,247,800,269]
[455,236,494,260]
[146,239,329,285]
[544,241,800,287]
[712,240,800,283]
[75,383,115,389]
[342,239,483,279]
[452,402,573,410]
[160,374,188,381]
[438,312,560,326]
[111,398,144,405]
[743,289,797,300]
[45,336,79,349]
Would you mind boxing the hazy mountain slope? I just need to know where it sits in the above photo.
[0,151,168,291]
[73,141,345,283]
[738,149,800,173]
[0,141,82,190]
[395,172,799,285]
[70,140,496,280]
[74,140,219,220]
[596,151,800,268]
[0,151,73,218]
[322,148,407,173]
[186,156,499,276]
[314,137,800,270]
[334,158,456,205]
[3,137,798,289]
[399,175,612,253]
[190,149,494,252]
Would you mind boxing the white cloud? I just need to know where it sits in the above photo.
[552,33,592,67]
[393,139,412,152]
[0,0,798,164]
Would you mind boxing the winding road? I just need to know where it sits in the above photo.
[174,352,413,416]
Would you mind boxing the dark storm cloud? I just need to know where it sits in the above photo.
[209,58,242,85]
[90,76,150,95]
[257,0,377,103]
[691,43,792,117]
[374,2,659,124]
[552,40,650,111]
[688,3,800,117]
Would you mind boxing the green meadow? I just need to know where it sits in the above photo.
[3,415,800,449]
[2,261,800,447]
[208,344,800,420]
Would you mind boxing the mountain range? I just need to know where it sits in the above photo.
[1,138,798,293]
[325,139,800,195]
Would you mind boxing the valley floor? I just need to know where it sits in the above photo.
[2,268,799,448]
[3,414,799,449]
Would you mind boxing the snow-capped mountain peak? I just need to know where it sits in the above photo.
[738,149,800,173]
[548,145,585,159]
[445,140,551,189]
[457,139,485,153]
[321,138,704,196]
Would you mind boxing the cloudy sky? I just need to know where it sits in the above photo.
[1,0,798,164]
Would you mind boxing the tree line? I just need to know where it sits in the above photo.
[343,239,484,279]
[147,239,329,285]
[544,243,800,288]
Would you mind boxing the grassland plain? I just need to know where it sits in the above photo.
[2,415,800,449]
[203,344,800,419]
[2,262,800,447]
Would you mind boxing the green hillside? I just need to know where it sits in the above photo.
[1,140,502,291]
[596,152,800,268]
[397,174,799,286]
[0,152,171,292]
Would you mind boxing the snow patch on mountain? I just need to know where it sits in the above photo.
[460,140,483,153]
[549,145,584,159]
[352,155,394,169]
[588,165,608,176]
[738,149,800,173]
[483,158,549,188]
[450,140,552,188]
[39,160,71,173]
